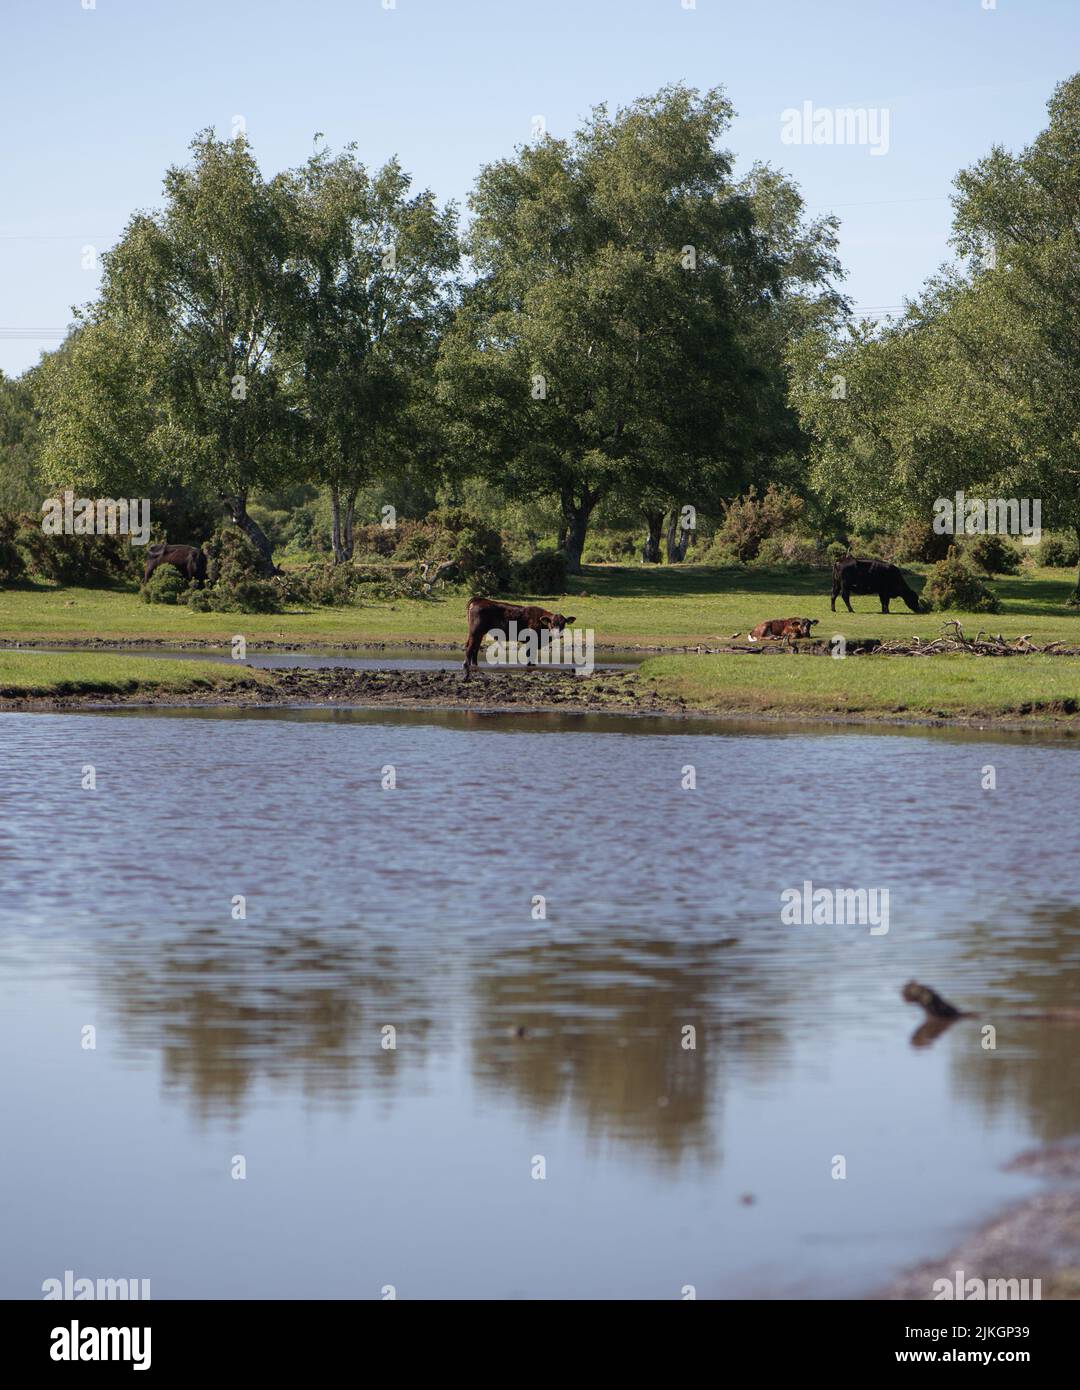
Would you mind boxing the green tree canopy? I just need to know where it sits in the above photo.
[439,85,842,571]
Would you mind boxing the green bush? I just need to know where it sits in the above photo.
[715,486,805,563]
[826,541,849,566]
[849,531,893,562]
[392,508,512,595]
[582,530,638,563]
[893,518,952,564]
[923,547,1000,613]
[1034,533,1080,568]
[352,522,402,560]
[14,512,134,584]
[700,537,745,567]
[0,513,26,583]
[198,527,284,613]
[284,563,360,607]
[752,534,829,568]
[515,548,568,594]
[967,533,1021,577]
[140,565,189,605]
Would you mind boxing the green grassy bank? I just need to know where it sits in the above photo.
[638,651,1080,720]
[0,650,271,699]
[2,561,1080,649]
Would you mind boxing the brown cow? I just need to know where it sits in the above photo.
[747,616,818,643]
[463,597,575,678]
[143,543,208,586]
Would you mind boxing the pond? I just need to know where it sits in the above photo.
[1,706,1077,1298]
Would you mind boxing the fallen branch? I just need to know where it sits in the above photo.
[873,622,1080,657]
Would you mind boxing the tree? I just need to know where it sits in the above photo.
[281,145,459,562]
[39,131,300,573]
[792,74,1080,597]
[639,161,845,562]
[0,369,42,513]
[440,85,830,572]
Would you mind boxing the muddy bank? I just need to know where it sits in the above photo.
[884,1141,1080,1300]
[0,667,652,715]
[6,664,1080,733]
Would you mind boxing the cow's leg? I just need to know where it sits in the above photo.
[881,596,891,614]
[841,587,854,613]
[463,620,485,679]
[830,582,838,612]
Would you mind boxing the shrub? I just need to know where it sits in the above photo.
[700,537,744,567]
[15,513,134,584]
[850,531,893,562]
[967,532,1021,576]
[392,508,512,595]
[1034,532,1080,568]
[351,522,402,560]
[0,513,26,583]
[923,547,1000,613]
[582,530,637,563]
[140,566,189,605]
[284,563,360,607]
[826,541,848,566]
[752,534,829,568]
[515,548,568,594]
[893,518,952,564]
[198,527,284,613]
[715,486,805,562]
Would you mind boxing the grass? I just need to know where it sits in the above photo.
[4,562,1080,723]
[2,560,1079,649]
[0,650,272,699]
[639,651,1080,720]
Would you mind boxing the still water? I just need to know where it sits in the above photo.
[1,707,1078,1299]
[12,644,644,672]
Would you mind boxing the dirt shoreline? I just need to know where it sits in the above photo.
[4,664,1080,733]
[882,1142,1080,1300]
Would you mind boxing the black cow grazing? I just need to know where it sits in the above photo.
[831,557,923,614]
[143,543,207,587]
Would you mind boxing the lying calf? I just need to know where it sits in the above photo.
[747,617,818,642]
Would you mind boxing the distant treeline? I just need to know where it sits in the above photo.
[3,74,1080,595]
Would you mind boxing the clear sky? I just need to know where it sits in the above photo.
[1,0,1075,377]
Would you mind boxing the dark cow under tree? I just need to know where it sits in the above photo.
[143,543,208,587]
[463,598,575,679]
[831,557,923,614]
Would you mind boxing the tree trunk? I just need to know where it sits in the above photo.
[641,509,664,564]
[343,491,355,562]
[224,494,278,576]
[329,484,358,564]
[665,508,692,564]
[1071,526,1080,606]
[562,488,599,575]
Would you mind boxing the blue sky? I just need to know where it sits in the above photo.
[1,0,1075,376]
